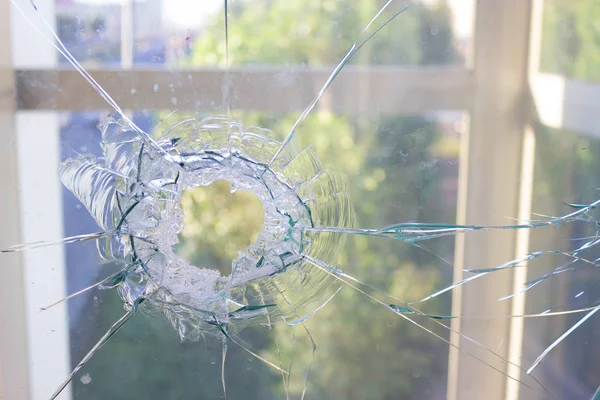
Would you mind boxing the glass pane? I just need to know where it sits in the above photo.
[519,125,600,399]
[57,1,122,65]
[54,0,473,69]
[540,0,600,82]
[58,109,463,399]
[536,3,600,396]
[2,0,473,399]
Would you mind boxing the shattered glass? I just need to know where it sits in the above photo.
[3,0,600,399]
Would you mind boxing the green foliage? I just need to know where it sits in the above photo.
[541,0,600,82]
[74,1,460,399]
[273,114,452,399]
[71,289,279,400]
[191,0,457,66]
[177,181,265,275]
[535,2,600,392]
[172,111,454,398]
[418,2,460,65]
[187,1,459,398]
[573,0,600,81]
[529,123,600,397]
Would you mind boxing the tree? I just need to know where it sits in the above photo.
[73,1,460,399]
[541,0,600,82]
[532,1,600,396]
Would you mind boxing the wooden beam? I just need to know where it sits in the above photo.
[14,66,474,113]
[448,1,535,399]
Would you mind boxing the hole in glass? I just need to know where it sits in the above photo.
[176,180,265,275]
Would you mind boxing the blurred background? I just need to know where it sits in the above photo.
[2,0,600,399]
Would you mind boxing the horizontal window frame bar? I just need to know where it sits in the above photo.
[12,67,600,138]
[12,66,474,113]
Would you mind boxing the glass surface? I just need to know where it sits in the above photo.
[540,0,600,82]
[8,1,474,399]
[54,0,473,69]
[18,0,600,399]
[57,109,462,399]
[518,125,600,399]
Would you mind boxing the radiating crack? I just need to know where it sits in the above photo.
[5,0,600,399]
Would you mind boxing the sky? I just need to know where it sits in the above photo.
[447,0,474,39]
[161,0,222,30]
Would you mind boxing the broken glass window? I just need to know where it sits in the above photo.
[3,1,600,399]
